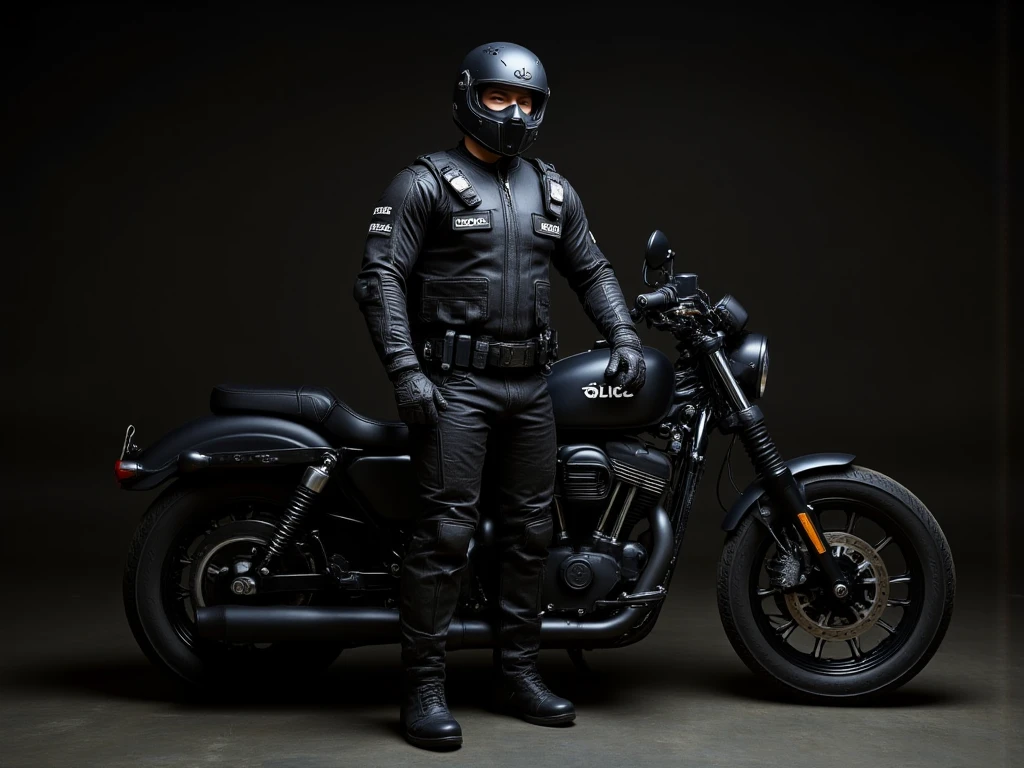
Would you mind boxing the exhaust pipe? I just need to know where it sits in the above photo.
[196,503,674,648]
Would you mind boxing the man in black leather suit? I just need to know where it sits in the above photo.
[352,42,646,750]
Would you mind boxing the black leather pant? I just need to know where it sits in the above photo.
[399,365,556,684]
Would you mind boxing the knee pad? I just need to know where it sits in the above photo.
[522,515,553,556]
[436,518,475,557]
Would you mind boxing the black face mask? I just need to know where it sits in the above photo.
[490,102,528,156]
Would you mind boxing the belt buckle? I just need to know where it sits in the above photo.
[512,345,526,367]
[509,343,530,367]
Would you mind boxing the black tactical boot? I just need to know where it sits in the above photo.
[397,515,474,749]
[491,512,575,725]
[493,663,576,726]
[400,679,463,750]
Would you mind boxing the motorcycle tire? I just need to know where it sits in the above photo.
[717,464,955,702]
[123,477,346,688]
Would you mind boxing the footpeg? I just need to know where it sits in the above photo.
[329,554,361,589]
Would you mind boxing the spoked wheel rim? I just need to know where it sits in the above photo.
[751,497,925,675]
[161,496,318,657]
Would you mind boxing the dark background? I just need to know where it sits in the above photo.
[1,0,1018,682]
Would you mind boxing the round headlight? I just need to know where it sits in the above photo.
[757,344,769,397]
[726,332,769,400]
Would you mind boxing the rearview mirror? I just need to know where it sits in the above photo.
[644,230,672,270]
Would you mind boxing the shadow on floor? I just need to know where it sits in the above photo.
[0,647,980,713]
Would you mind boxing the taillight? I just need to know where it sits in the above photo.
[116,424,141,484]
[115,459,140,483]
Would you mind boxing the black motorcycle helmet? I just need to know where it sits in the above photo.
[452,42,550,157]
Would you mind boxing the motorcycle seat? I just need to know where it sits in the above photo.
[210,384,409,453]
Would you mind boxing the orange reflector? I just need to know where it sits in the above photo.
[797,512,826,554]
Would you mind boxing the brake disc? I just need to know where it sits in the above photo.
[784,531,890,641]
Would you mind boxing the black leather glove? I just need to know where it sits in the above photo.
[392,368,448,426]
[604,329,646,394]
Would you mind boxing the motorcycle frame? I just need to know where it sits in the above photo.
[115,356,854,612]
[116,298,860,646]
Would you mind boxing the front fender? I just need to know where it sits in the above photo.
[721,453,856,531]
[122,414,334,490]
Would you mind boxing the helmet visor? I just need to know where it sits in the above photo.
[470,81,547,124]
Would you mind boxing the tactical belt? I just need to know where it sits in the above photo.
[422,329,559,371]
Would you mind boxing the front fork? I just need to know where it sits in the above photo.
[705,339,851,601]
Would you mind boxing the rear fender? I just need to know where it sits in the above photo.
[120,414,334,490]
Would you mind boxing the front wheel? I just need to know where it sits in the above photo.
[717,465,955,701]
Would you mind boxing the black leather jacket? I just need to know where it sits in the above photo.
[353,141,637,379]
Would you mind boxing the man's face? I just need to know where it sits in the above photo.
[479,84,534,115]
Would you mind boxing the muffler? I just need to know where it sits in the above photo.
[195,503,673,648]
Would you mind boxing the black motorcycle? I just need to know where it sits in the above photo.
[116,229,955,701]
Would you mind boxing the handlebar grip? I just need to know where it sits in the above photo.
[634,286,676,314]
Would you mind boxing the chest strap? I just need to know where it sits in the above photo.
[417,151,482,208]
[529,157,564,220]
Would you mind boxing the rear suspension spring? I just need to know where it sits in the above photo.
[260,455,335,570]
[264,485,318,561]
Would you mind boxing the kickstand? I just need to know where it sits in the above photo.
[567,647,590,673]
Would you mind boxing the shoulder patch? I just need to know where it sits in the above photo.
[532,214,561,239]
[417,151,482,208]
[548,178,564,203]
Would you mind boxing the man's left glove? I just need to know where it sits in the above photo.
[604,328,646,393]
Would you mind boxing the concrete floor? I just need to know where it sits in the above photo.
[0,466,1020,767]
[0,570,1019,767]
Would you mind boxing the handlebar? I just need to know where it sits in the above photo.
[631,285,678,320]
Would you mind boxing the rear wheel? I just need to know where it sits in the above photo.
[123,478,345,687]
[717,465,955,701]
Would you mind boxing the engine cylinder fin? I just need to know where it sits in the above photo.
[620,487,664,540]
[609,459,668,494]
[561,462,611,500]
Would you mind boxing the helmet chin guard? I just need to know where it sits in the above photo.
[452,42,550,157]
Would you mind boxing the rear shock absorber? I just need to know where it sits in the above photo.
[259,452,337,572]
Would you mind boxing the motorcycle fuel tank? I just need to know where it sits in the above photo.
[547,345,675,431]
